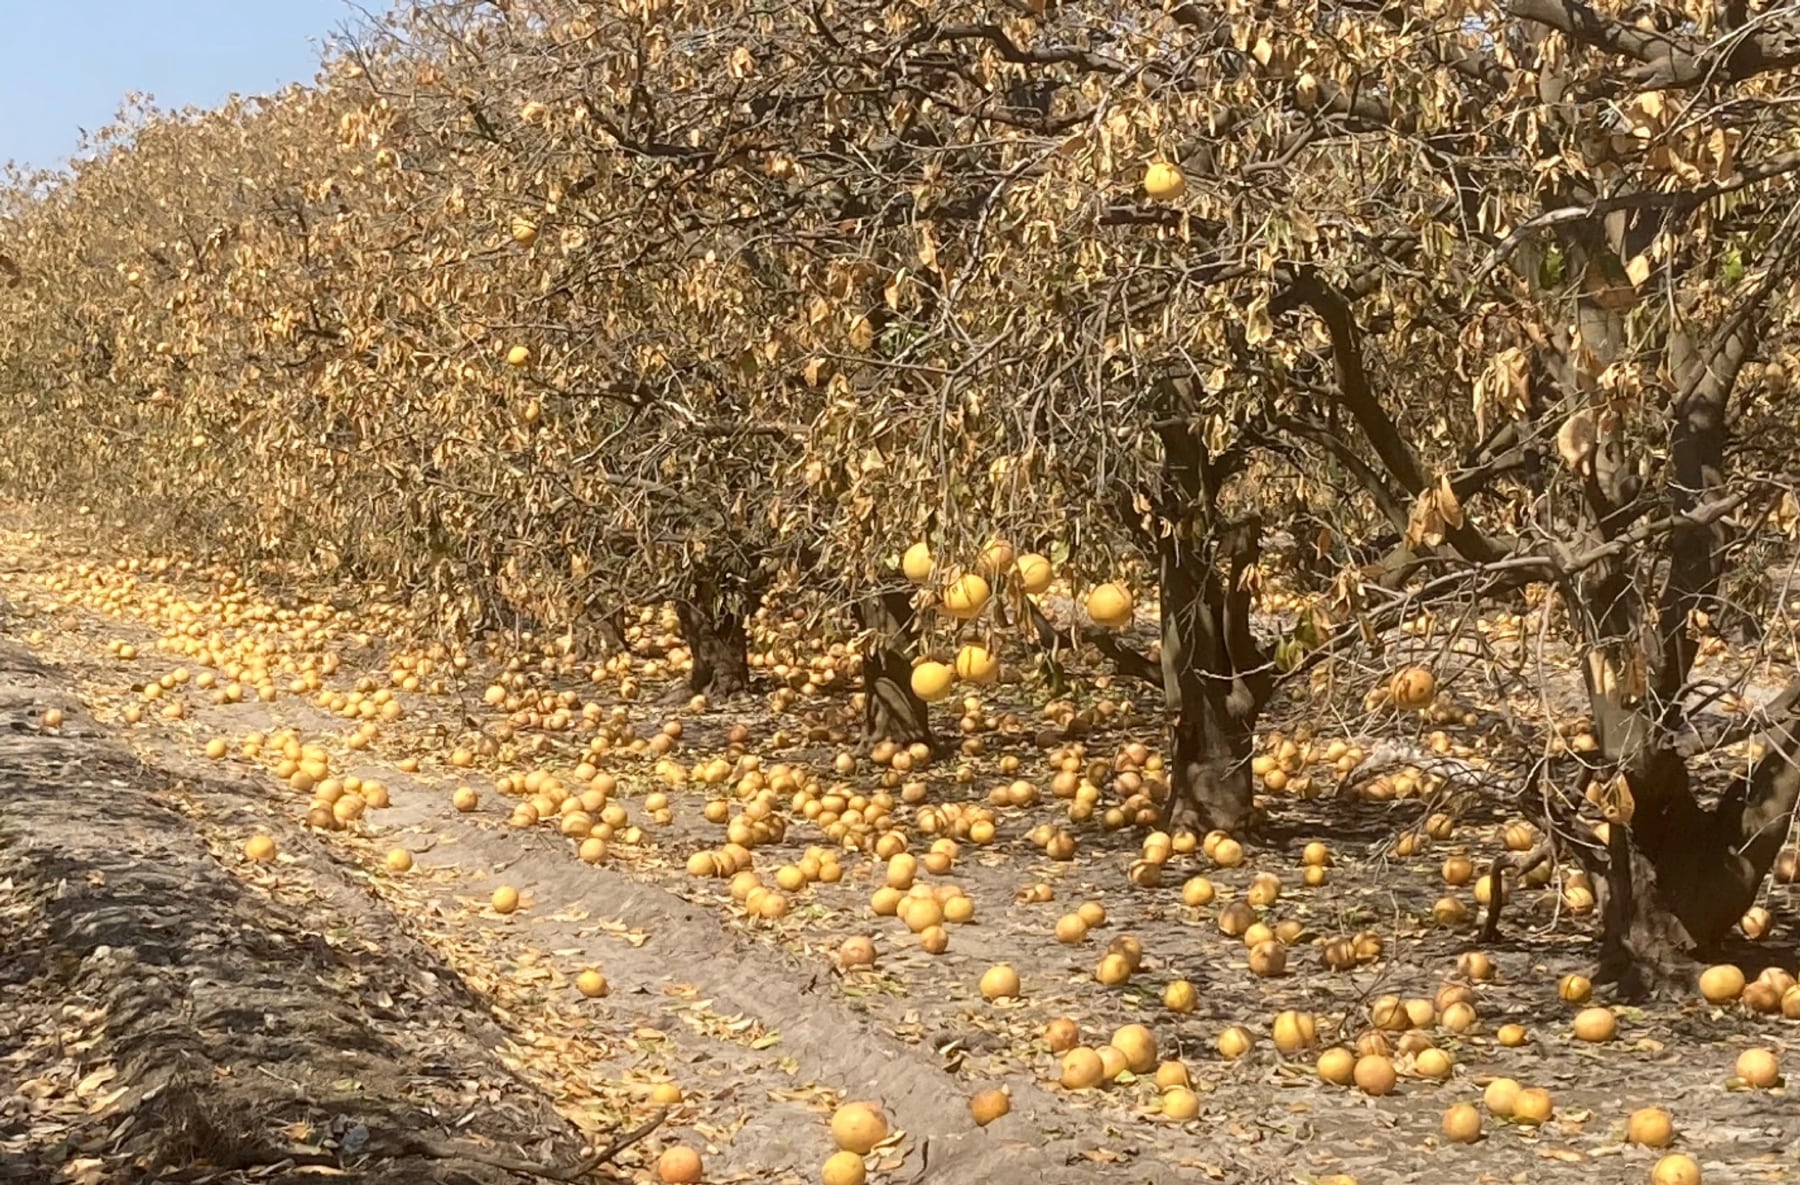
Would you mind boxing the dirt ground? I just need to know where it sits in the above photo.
[1,510,1797,1185]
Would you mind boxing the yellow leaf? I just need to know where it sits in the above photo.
[1600,774,1636,825]
[849,316,875,351]
[1243,298,1274,346]
[1436,475,1465,530]
[1556,410,1596,471]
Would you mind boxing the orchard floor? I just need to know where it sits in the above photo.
[0,512,1796,1185]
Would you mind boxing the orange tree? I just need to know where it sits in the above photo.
[8,0,1800,988]
[627,0,1800,986]
[325,0,855,696]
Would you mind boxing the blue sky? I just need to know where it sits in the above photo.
[0,0,363,172]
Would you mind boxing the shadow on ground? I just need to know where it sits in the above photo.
[0,640,598,1185]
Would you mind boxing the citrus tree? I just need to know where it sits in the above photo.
[593,0,1800,986]
[8,0,1800,992]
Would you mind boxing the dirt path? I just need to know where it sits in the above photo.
[1,516,1798,1185]
[0,631,642,1185]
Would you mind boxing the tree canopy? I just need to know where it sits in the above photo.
[5,0,1800,987]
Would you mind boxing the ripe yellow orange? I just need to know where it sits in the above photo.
[954,644,998,685]
[977,540,1015,576]
[1735,1047,1779,1087]
[1248,940,1287,978]
[1059,1046,1105,1089]
[1457,951,1495,980]
[491,885,521,914]
[244,835,277,862]
[979,964,1021,1000]
[1512,1087,1553,1125]
[1317,1047,1356,1085]
[1015,553,1053,593]
[1161,1086,1200,1120]
[655,1146,703,1184]
[1271,1010,1316,1054]
[1414,1048,1453,1080]
[1143,161,1186,201]
[910,661,956,702]
[969,1087,1010,1126]
[1442,1102,1481,1143]
[1353,1055,1396,1096]
[1094,952,1132,985]
[1571,1007,1617,1042]
[505,345,531,367]
[830,1102,889,1154]
[1626,1107,1674,1148]
[943,573,991,618]
[1085,582,1134,628]
[1652,1154,1701,1185]
[1110,1023,1158,1074]
[1389,666,1436,709]
[1699,963,1746,1003]
[901,542,933,583]
[384,848,413,873]
[1163,979,1198,1013]
[821,1150,866,1185]
[576,969,610,998]
[1483,1077,1520,1116]
[1217,1026,1254,1059]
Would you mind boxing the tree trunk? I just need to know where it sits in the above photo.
[572,601,628,658]
[673,599,750,698]
[1596,697,1800,993]
[594,605,628,655]
[1152,419,1273,836]
[674,569,759,698]
[1166,674,1259,836]
[855,589,932,748]
[1572,300,1779,995]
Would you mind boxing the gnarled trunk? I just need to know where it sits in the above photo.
[673,599,750,698]
[1153,420,1273,836]
[855,589,932,748]
[1596,695,1800,993]
[673,568,760,699]
[1570,311,1790,993]
[1166,674,1259,836]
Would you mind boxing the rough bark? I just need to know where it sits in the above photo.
[855,589,932,748]
[1571,274,1783,992]
[672,598,750,698]
[1165,673,1259,836]
[673,569,760,698]
[593,605,628,655]
[1596,688,1800,994]
[1151,419,1273,837]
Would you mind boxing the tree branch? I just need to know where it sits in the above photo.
[1022,597,1161,686]
[1282,267,1509,563]
[1509,0,1800,87]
